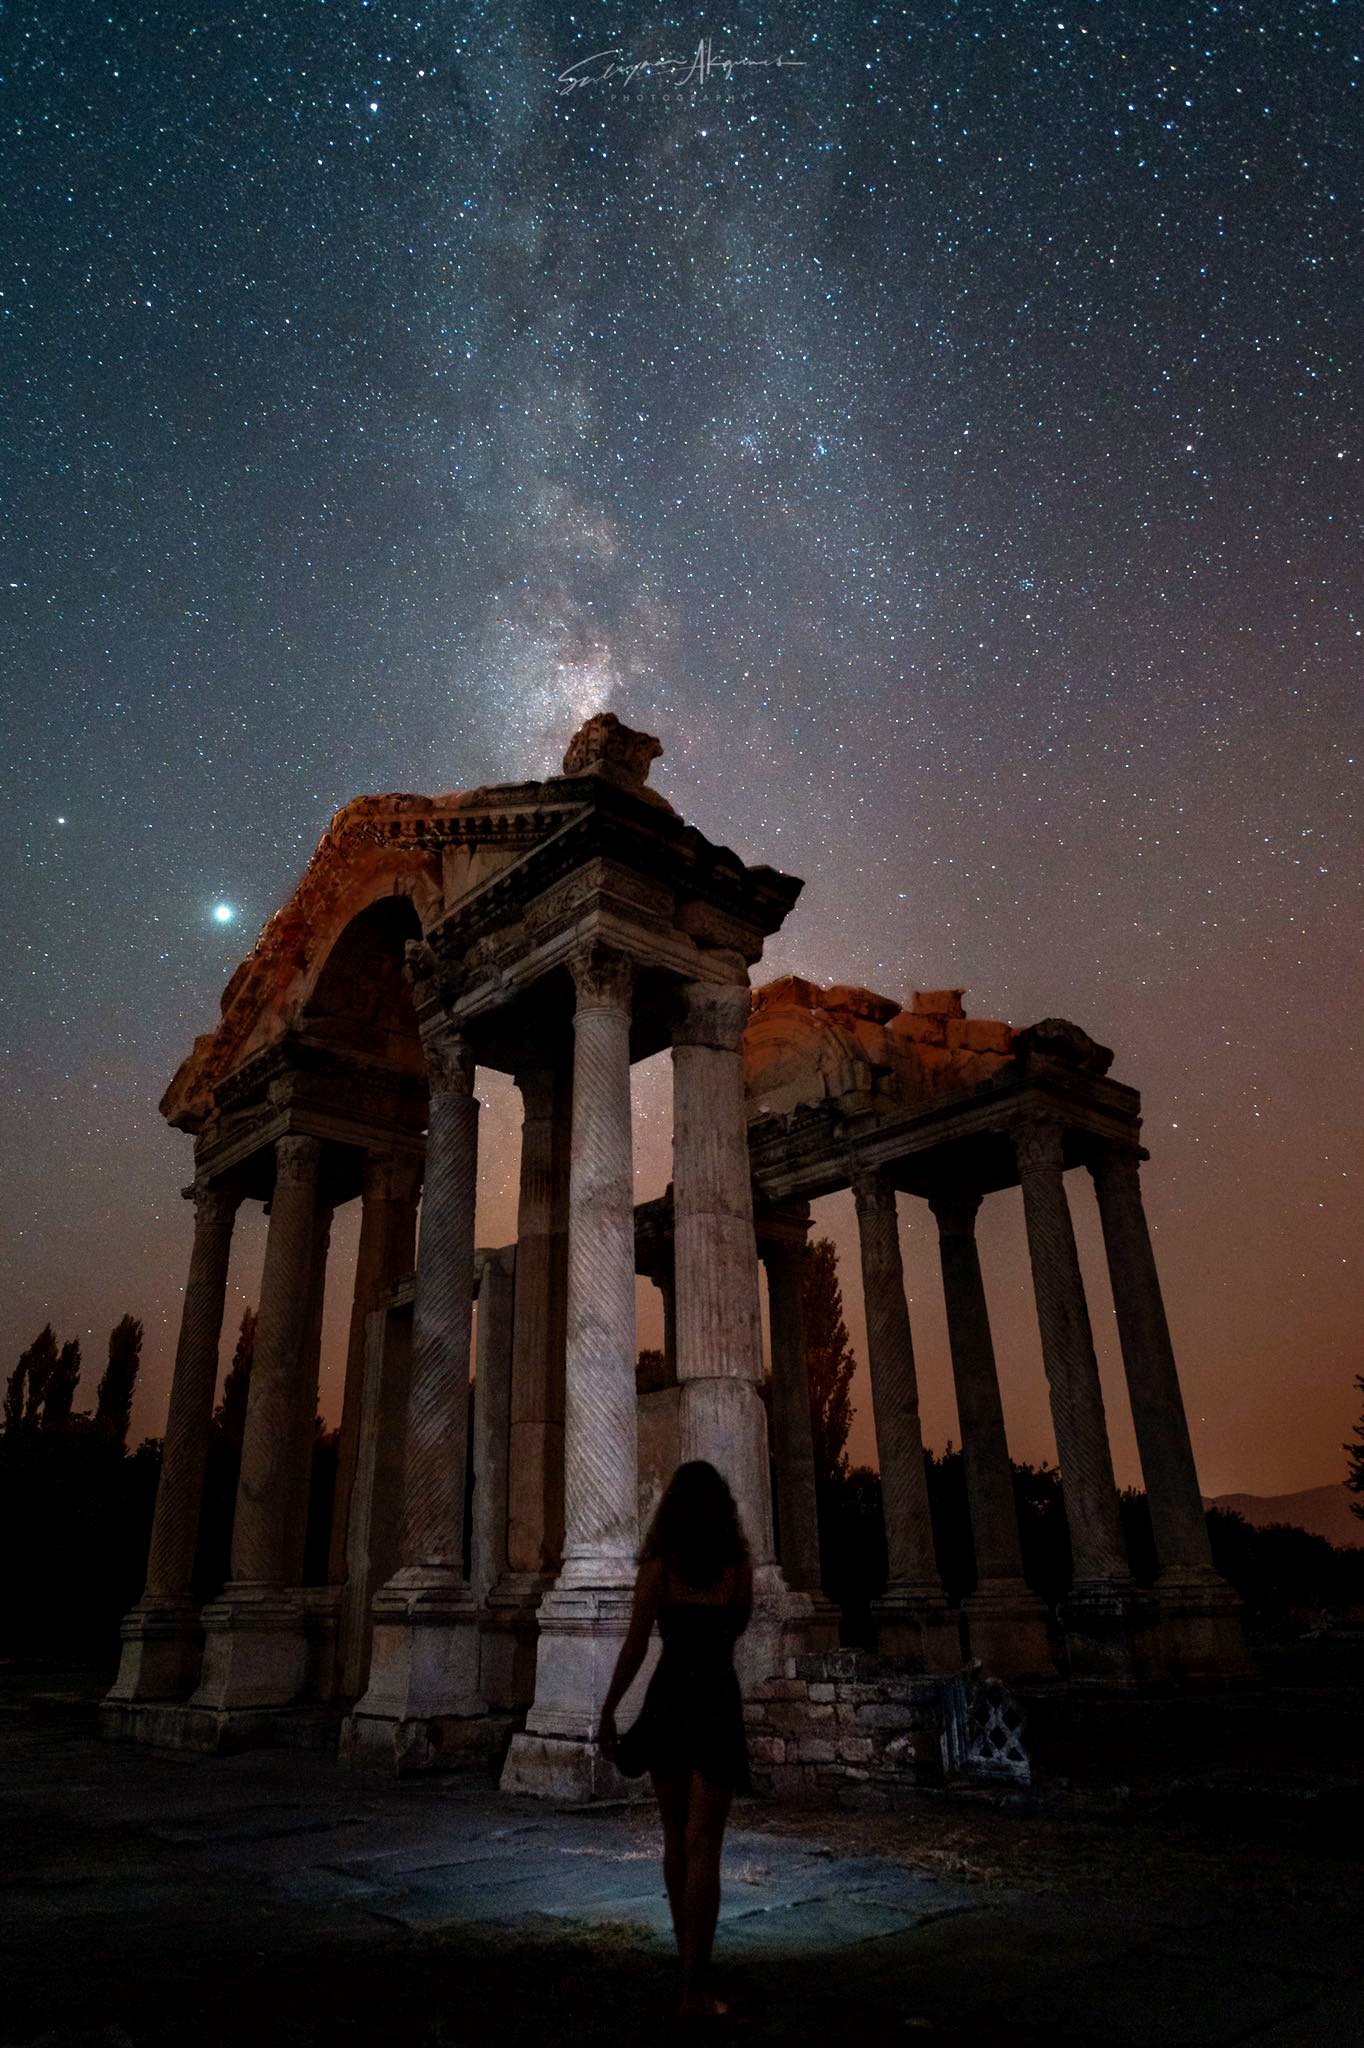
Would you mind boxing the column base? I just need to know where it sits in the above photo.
[782,1586,842,1657]
[873,1587,964,1673]
[1060,1578,1150,1687]
[104,1596,203,1704]
[515,1576,637,1745]
[189,1584,310,1712]
[341,1567,485,1769]
[731,1563,811,1692]
[481,1573,551,1712]
[1147,1568,1255,1684]
[98,1697,342,1754]
[963,1579,1058,1681]
[500,1732,649,1804]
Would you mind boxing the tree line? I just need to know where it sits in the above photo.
[2,1251,1362,1669]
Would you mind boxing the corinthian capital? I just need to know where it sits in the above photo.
[850,1167,897,1216]
[1012,1115,1066,1177]
[363,1152,423,1205]
[419,1017,475,1095]
[673,980,751,1052]
[1088,1143,1143,1194]
[569,941,633,1012]
[927,1188,983,1235]
[273,1134,323,1187]
[189,1180,242,1230]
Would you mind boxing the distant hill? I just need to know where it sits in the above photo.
[1206,1484,1363,1550]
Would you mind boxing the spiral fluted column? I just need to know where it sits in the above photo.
[930,1189,1053,1677]
[191,1134,324,1715]
[328,1154,421,1588]
[147,1184,242,1599]
[558,946,640,1586]
[399,1023,480,1576]
[283,1197,333,1587]
[471,1245,516,1606]
[507,945,645,1791]
[1088,1143,1249,1678]
[345,1017,486,1763]
[1014,1119,1129,1586]
[504,1061,571,1583]
[232,1135,325,1585]
[106,1181,241,1703]
[1088,1146,1213,1577]
[853,1171,956,1668]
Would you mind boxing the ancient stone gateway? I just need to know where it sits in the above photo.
[102,715,1249,1790]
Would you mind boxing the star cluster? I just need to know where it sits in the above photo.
[1,2,1359,1494]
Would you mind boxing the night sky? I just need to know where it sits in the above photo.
[2,3,1359,1502]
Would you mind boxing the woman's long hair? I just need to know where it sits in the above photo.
[640,1460,751,1590]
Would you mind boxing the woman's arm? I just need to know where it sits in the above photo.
[597,1557,664,1749]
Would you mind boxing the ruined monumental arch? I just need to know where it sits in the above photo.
[103,715,1249,1795]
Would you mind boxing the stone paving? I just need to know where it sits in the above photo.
[4,1711,1362,2046]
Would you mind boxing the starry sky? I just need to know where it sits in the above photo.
[2,2,1359,1504]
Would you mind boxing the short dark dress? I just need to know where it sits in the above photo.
[618,1579,752,1792]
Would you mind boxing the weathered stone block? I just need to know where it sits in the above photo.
[793,1649,861,1682]
[889,1011,947,1047]
[742,1701,770,1726]
[855,1702,919,1730]
[796,1737,837,1764]
[822,986,901,1024]
[766,1700,833,1735]
[835,1735,874,1764]
[748,1735,786,1766]
[912,989,966,1017]
[807,1682,836,1703]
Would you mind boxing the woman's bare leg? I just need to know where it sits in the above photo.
[652,1771,691,1957]
[679,1770,733,2016]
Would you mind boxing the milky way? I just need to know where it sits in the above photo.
[2,3,1359,1496]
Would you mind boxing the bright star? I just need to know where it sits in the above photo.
[212,903,235,925]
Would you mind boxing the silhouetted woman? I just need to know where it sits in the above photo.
[597,1459,753,2021]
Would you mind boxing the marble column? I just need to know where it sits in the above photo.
[284,1198,333,1588]
[673,984,774,1536]
[328,1154,422,1589]
[502,1061,571,1586]
[1089,1144,1250,1679]
[852,1171,958,1669]
[345,1019,486,1767]
[929,1190,1053,1678]
[471,1246,516,1608]
[192,1135,324,1713]
[1014,1116,1139,1682]
[106,1181,241,1705]
[503,945,647,1801]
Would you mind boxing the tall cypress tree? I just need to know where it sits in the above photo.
[20,1326,59,1425]
[801,1237,857,1486]
[41,1339,82,1431]
[213,1307,256,1450]
[95,1315,143,1445]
